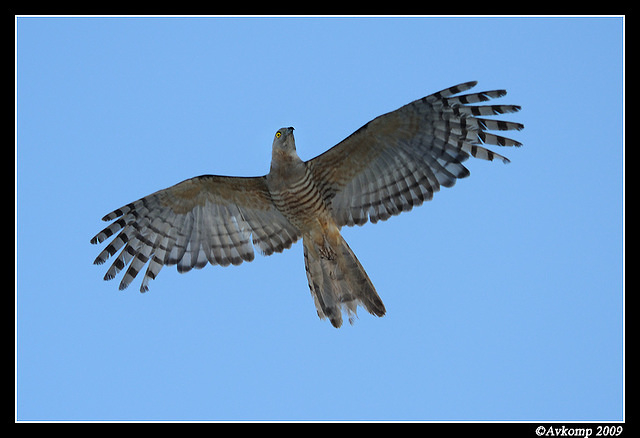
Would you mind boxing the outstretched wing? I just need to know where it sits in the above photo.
[306,81,524,226]
[91,175,301,292]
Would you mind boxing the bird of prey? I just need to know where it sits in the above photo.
[91,81,523,328]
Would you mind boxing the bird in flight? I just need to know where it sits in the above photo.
[91,81,523,328]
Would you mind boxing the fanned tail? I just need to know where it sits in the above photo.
[303,233,386,328]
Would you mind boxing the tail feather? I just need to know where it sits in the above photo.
[303,233,386,328]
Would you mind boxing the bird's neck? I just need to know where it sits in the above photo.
[268,149,306,190]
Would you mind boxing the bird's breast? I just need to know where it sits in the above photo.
[269,167,331,234]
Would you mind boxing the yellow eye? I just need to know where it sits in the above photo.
[275,131,282,138]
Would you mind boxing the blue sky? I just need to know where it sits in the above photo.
[16,16,624,421]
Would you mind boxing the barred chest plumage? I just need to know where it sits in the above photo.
[267,163,332,235]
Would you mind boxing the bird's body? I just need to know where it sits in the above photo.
[91,81,523,327]
[265,127,385,326]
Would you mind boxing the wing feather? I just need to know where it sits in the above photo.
[91,175,300,292]
[306,81,523,227]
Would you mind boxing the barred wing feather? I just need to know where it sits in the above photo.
[91,175,300,292]
[306,81,523,227]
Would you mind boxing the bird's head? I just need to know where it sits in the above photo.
[271,127,297,156]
